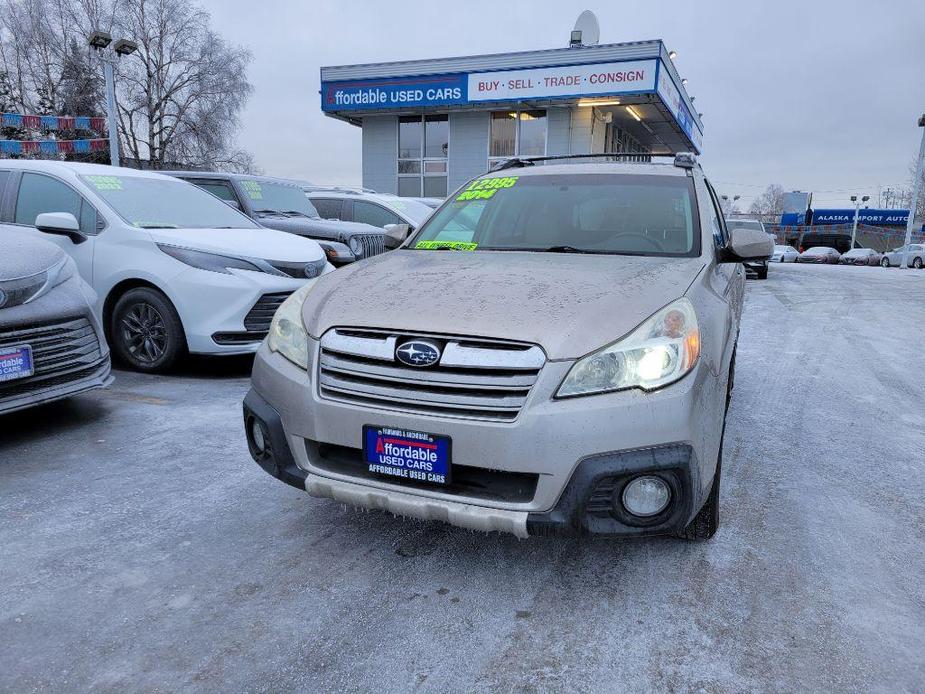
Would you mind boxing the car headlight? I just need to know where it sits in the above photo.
[7,254,77,306]
[556,297,701,398]
[267,280,317,370]
[348,236,364,257]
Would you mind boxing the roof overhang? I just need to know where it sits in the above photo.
[319,40,703,154]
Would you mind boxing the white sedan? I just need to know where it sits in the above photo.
[771,244,799,262]
[880,244,925,268]
[0,160,330,372]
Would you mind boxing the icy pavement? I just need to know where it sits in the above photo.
[1,263,923,692]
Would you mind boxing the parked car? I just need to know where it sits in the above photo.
[796,246,841,264]
[412,197,444,209]
[0,161,330,373]
[772,244,799,263]
[839,248,883,266]
[305,187,434,234]
[243,153,772,542]
[1,228,112,415]
[880,244,925,268]
[725,218,770,279]
[162,172,386,265]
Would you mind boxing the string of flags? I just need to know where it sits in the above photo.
[0,139,108,155]
[2,112,107,132]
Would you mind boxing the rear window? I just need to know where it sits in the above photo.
[413,173,700,257]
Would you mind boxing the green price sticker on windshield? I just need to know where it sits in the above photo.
[415,240,478,251]
[86,175,123,191]
[241,180,263,200]
[456,176,518,201]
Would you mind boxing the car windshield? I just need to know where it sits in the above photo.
[80,174,260,229]
[412,173,700,256]
[774,245,791,252]
[844,249,868,256]
[384,198,433,225]
[805,247,832,253]
[239,180,320,218]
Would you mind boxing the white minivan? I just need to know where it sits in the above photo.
[0,161,331,372]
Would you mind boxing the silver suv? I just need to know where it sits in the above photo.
[243,154,771,541]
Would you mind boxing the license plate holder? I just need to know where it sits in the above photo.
[0,345,34,383]
[363,425,452,486]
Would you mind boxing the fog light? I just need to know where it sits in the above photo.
[250,418,267,455]
[621,475,670,517]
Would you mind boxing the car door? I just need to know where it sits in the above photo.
[7,171,100,283]
[310,197,345,221]
[703,178,743,349]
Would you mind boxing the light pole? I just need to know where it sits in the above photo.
[721,194,740,214]
[900,114,925,269]
[88,31,137,167]
[849,194,869,250]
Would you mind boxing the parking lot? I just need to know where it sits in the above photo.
[1,263,923,693]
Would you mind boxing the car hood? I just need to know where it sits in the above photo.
[145,226,325,263]
[0,227,64,279]
[256,215,383,239]
[304,250,706,360]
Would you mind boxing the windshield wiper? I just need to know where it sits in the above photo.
[541,245,589,253]
[253,209,283,216]
[280,210,311,217]
[137,223,178,229]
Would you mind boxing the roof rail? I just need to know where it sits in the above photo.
[489,152,698,172]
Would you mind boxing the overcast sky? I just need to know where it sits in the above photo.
[200,0,925,209]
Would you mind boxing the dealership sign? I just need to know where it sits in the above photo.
[656,69,702,153]
[811,209,909,226]
[466,59,656,102]
[322,74,468,111]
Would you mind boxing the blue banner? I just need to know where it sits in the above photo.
[810,208,909,226]
[322,73,467,112]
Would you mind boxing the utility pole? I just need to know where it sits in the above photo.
[900,115,925,269]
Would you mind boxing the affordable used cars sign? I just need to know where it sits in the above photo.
[321,74,468,111]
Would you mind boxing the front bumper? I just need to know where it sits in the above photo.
[244,338,722,537]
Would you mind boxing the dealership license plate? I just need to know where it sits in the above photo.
[0,345,34,383]
[363,426,451,485]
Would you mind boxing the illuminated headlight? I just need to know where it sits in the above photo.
[557,297,700,398]
[267,280,316,370]
[348,236,364,257]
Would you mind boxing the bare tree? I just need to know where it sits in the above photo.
[114,0,254,171]
[0,0,255,171]
[748,184,786,224]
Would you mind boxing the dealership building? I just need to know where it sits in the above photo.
[319,39,702,197]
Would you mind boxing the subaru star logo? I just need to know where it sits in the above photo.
[395,340,441,367]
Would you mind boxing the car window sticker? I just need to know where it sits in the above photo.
[455,176,518,201]
[241,180,263,200]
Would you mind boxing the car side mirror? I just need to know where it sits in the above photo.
[35,212,87,245]
[383,223,412,249]
[721,227,773,262]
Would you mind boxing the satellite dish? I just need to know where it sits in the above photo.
[571,10,600,47]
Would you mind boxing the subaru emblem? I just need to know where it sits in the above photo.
[395,339,441,367]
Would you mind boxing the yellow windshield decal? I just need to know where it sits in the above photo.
[241,180,263,200]
[455,176,518,201]
[415,240,478,251]
[86,175,123,191]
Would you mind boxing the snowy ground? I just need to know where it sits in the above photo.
[1,263,924,693]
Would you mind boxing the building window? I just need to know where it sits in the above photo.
[398,114,448,197]
[489,109,547,166]
[604,122,650,162]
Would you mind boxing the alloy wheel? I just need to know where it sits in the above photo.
[120,302,169,364]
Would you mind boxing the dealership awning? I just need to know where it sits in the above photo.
[320,40,703,154]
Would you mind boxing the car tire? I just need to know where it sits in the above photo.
[914,257,923,269]
[881,258,890,268]
[676,447,722,541]
[111,287,187,373]
[757,266,768,280]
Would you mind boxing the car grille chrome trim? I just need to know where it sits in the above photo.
[352,234,386,258]
[318,328,545,422]
[0,317,104,397]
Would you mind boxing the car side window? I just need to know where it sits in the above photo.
[194,180,237,203]
[354,200,403,228]
[15,172,98,235]
[311,198,343,220]
[0,170,10,201]
[703,179,728,248]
